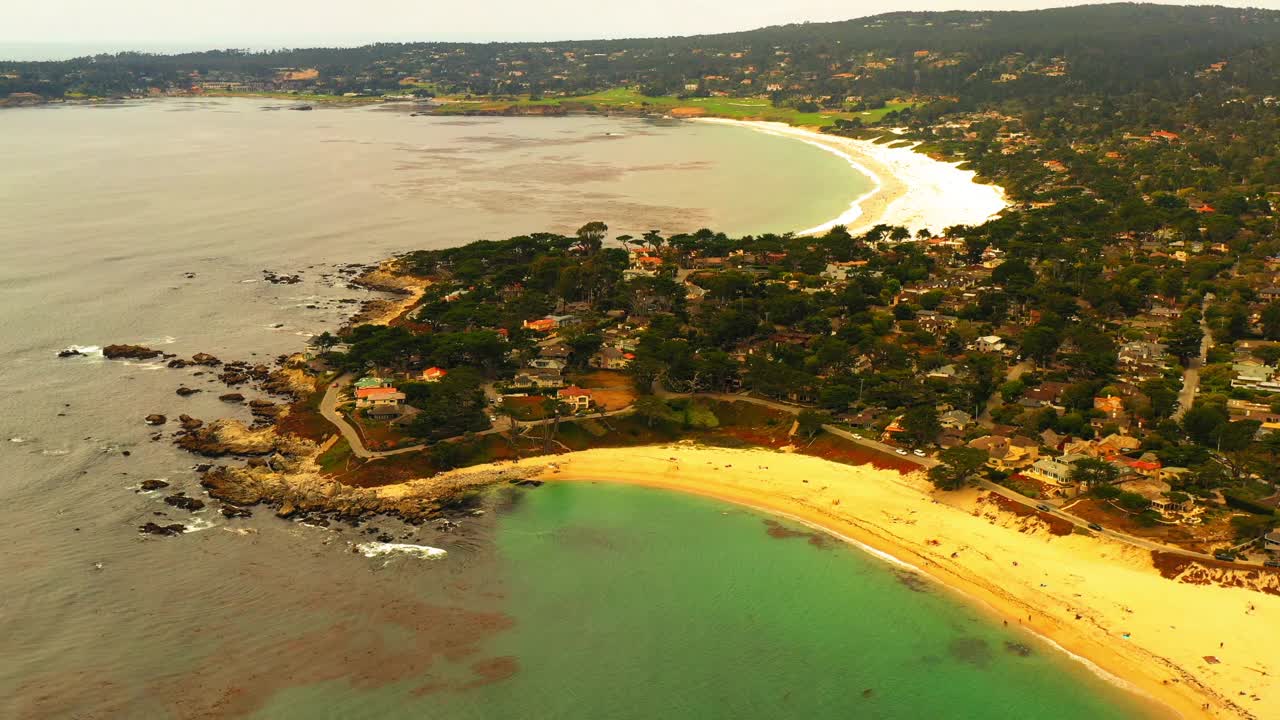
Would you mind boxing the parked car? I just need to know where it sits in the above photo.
[1213,551,1235,562]
[912,449,926,457]
[895,448,908,455]
[1035,504,1051,512]
[1088,523,1103,531]
[1264,560,1280,569]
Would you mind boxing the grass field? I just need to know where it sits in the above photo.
[434,88,914,128]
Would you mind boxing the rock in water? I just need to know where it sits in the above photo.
[177,414,203,431]
[175,387,201,396]
[190,352,222,366]
[57,348,84,358]
[139,479,170,491]
[218,393,245,403]
[164,495,206,512]
[103,344,162,360]
[139,522,186,536]
[144,414,167,426]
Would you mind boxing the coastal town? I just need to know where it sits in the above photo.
[14,5,1280,718]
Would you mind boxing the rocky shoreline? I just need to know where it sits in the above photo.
[98,259,495,535]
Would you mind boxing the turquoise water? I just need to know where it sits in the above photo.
[251,483,1153,719]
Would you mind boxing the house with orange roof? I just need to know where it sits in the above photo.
[557,386,594,411]
[421,367,447,383]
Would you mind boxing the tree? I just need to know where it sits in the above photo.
[796,409,832,438]
[900,405,940,447]
[1069,457,1120,489]
[632,396,671,428]
[576,221,608,254]
[928,447,988,490]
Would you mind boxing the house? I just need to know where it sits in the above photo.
[557,386,594,411]
[1026,453,1087,485]
[975,335,1007,354]
[590,346,634,370]
[540,343,573,360]
[354,376,391,391]
[1122,479,1193,520]
[511,368,565,389]
[357,386,406,415]
[529,358,567,371]
[1094,396,1126,418]
[939,409,972,430]
[968,435,1039,471]
[522,318,557,333]
[1118,341,1167,365]
[421,367,447,383]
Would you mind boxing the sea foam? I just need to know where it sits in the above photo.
[356,542,447,560]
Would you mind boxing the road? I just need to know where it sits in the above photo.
[978,358,1035,428]
[1172,294,1213,421]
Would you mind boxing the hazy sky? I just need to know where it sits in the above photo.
[4,0,1278,58]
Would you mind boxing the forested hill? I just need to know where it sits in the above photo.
[5,3,1280,103]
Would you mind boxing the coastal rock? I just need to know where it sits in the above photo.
[167,358,189,368]
[218,393,245,403]
[144,414,167,426]
[175,386,201,397]
[178,414,204,431]
[57,348,84,358]
[249,400,282,421]
[164,494,206,512]
[220,504,252,518]
[139,522,186,536]
[103,344,162,360]
[139,479,170,491]
[190,352,221,366]
[175,418,304,457]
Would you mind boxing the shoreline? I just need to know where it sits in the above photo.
[696,118,1009,236]
[465,444,1277,720]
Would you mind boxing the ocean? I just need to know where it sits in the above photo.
[0,98,1147,718]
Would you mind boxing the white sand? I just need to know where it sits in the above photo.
[698,118,1009,236]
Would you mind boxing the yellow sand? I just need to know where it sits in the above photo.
[429,444,1278,719]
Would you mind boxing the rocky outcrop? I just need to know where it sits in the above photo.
[260,365,315,398]
[139,522,186,536]
[176,387,201,397]
[103,344,161,360]
[190,353,221,366]
[57,348,84,358]
[177,414,203,431]
[139,479,170,491]
[164,494,206,512]
[144,414,167,426]
[218,393,245,403]
[174,419,309,457]
[199,460,542,523]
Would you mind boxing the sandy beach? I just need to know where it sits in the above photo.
[411,444,1278,719]
[697,118,1009,236]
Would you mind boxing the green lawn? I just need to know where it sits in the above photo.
[435,87,915,128]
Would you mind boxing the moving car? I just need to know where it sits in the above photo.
[1213,551,1235,562]
[1035,504,1051,512]
[1087,523,1103,532]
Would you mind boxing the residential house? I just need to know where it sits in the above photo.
[975,335,1007,354]
[354,376,391,391]
[511,368,565,389]
[529,358,567,371]
[939,409,972,430]
[968,435,1039,471]
[421,367,447,383]
[590,346,634,370]
[1026,453,1087,485]
[557,386,594,411]
[357,386,406,418]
